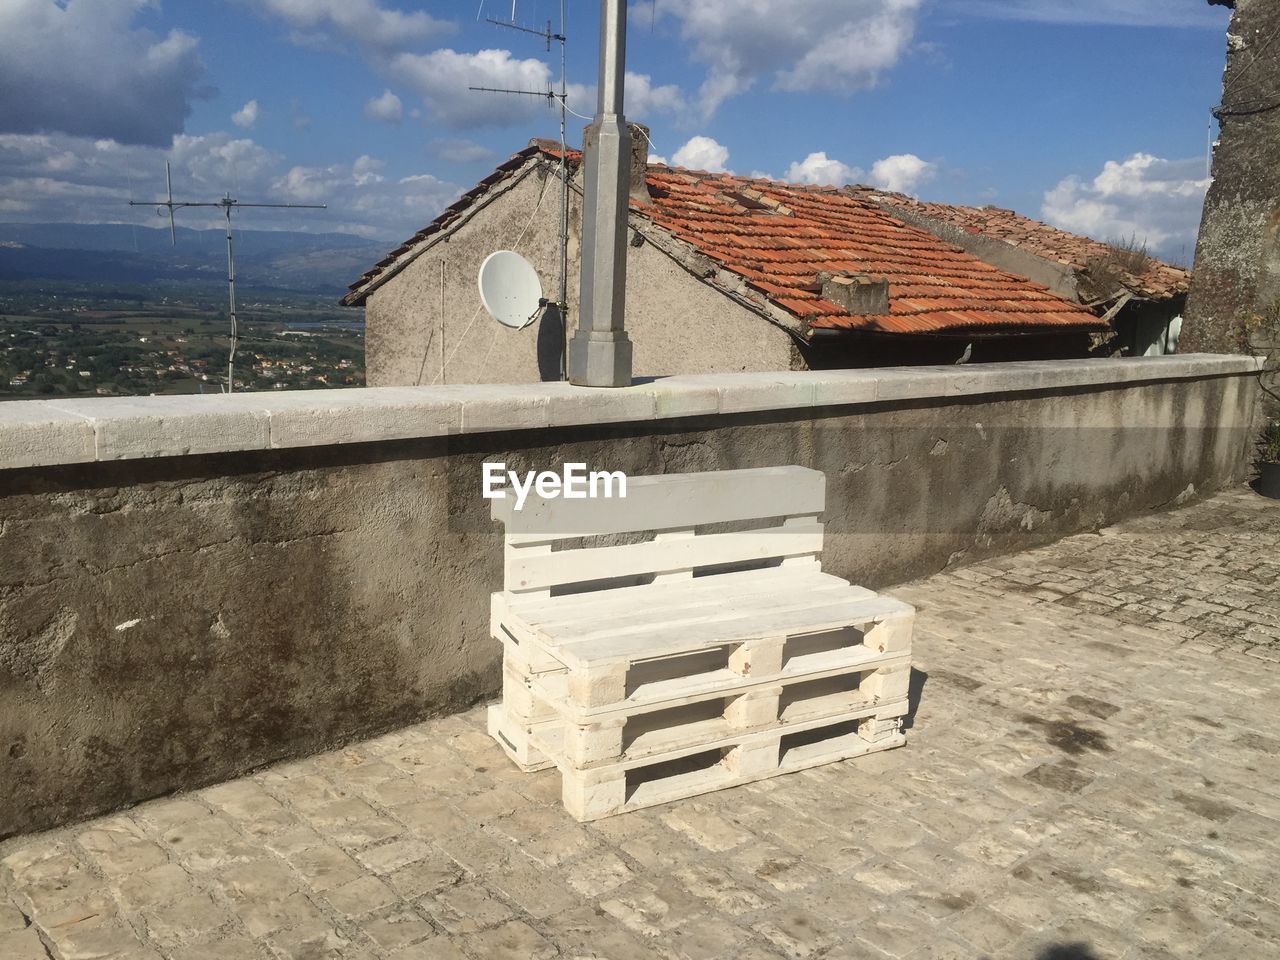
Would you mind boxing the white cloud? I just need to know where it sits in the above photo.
[956,0,1227,28]
[1041,153,1210,259]
[786,152,863,186]
[389,48,553,128]
[251,0,454,55]
[364,89,403,124]
[232,100,260,130]
[567,73,685,121]
[656,0,922,118]
[0,0,206,147]
[170,133,281,191]
[428,138,496,165]
[0,131,459,240]
[649,154,669,166]
[868,154,937,194]
[672,136,731,173]
[270,155,461,238]
[0,131,279,228]
[626,74,685,118]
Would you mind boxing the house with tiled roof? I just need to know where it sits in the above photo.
[342,131,1106,386]
[846,187,1190,358]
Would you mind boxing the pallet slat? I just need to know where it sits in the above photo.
[505,521,823,593]
[533,578,867,643]
[548,595,913,667]
[506,566,848,623]
[495,465,825,539]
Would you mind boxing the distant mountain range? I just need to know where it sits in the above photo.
[0,223,393,296]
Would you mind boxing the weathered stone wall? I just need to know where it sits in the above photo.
[1185,0,1280,415]
[0,361,1260,836]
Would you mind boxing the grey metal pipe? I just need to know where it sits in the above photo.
[569,0,634,387]
[597,0,627,116]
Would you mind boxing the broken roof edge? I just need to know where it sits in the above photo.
[846,185,1191,303]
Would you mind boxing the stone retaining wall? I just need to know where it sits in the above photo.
[0,356,1263,836]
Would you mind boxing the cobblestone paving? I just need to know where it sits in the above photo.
[946,487,1280,658]
[3,488,1279,960]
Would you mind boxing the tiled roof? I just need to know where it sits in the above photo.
[638,170,1104,336]
[343,143,1105,337]
[848,188,1190,301]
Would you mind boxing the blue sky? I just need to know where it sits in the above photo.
[0,1,1232,262]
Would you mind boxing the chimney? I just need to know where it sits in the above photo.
[818,272,890,315]
[584,121,652,206]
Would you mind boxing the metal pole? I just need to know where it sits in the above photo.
[224,200,238,393]
[439,259,446,385]
[568,0,632,387]
[558,0,570,380]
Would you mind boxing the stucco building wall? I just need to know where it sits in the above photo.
[0,358,1260,836]
[364,165,790,387]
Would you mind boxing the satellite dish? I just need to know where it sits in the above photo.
[478,250,544,329]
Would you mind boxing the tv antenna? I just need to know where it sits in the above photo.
[470,0,571,378]
[128,162,326,393]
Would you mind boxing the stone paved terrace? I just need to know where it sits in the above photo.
[2,487,1278,960]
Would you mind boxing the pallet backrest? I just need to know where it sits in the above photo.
[492,465,826,595]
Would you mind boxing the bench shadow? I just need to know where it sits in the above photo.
[1037,944,1101,960]
[901,667,927,731]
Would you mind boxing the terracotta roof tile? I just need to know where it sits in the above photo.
[847,187,1190,301]
[636,168,1104,336]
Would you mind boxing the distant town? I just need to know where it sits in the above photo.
[0,282,364,399]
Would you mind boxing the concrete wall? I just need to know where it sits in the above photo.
[364,162,789,387]
[1185,0,1280,375]
[0,357,1262,837]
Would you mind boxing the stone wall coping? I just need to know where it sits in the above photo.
[0,354,1264,471]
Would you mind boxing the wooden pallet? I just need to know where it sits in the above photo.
[499,636,911,813]
[559,706,907,820]
[510,613,912,718]
[498,578,912,705]
[485,466,916,819]
[490,688,908,820]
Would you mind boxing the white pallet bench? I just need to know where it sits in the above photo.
[487,466,914,820]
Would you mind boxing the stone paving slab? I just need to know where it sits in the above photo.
[3,487,1278,960]
[945,486,1280,658]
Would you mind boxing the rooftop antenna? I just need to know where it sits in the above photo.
[128,163,325,393]
[470,0,571,379]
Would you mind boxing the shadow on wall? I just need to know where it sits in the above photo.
[536,303,566,381]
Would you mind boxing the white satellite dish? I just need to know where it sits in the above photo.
[478,250,544,329]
